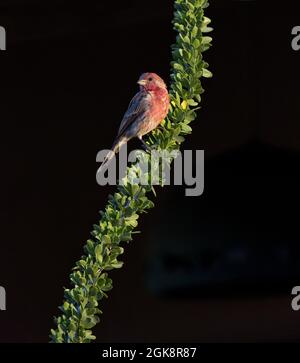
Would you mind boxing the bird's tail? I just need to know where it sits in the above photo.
[99,136,127,173]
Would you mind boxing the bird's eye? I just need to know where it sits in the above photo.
[148,77,153,81]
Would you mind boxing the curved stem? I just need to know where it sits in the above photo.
[50,0,212,343]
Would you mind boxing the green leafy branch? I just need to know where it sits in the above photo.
[50,0,212,343]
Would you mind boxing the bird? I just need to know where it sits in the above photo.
[99,72,170,172]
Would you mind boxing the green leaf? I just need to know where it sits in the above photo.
[181,124,193,133]
[187,99,198,106]
[191,25,198,37]
[95,244,103,264]
[173,62,184,71]
[181,100,188,110]
[193,39,201,48]
[202,36,212,45]
[202,68,213,78]
[110,261,124,269]
[80,316,99,329]
[102,235,111,245]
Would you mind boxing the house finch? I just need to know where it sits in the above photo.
[100,72,170,171]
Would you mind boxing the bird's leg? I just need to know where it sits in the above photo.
[139,136,152,153]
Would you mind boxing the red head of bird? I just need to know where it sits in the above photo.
[137,72,167,92]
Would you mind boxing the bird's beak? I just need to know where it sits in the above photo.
[138,80,147,86]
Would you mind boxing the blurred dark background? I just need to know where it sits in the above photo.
[1,0,300,342]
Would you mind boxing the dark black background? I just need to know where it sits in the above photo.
[1,0,300,342]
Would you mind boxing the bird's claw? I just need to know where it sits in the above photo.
[140,139,154,153]
[143,145,152,154]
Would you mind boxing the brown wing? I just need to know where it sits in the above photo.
[118,90,150,137]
